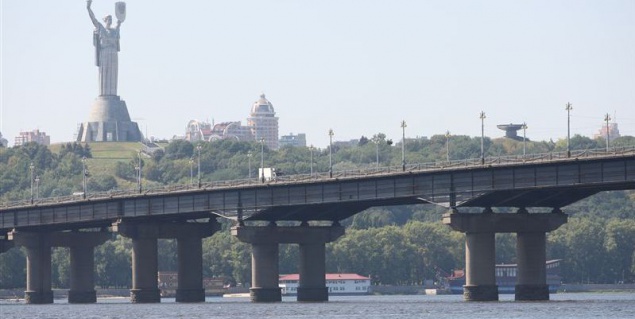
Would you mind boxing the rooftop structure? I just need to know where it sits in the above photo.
[185,120,214,142]
[279,133,306,148]
[594,122,620,142]
[497,123,526,141]
[14,129,51,147]
[247,93,279,150]
[209,121,255,142]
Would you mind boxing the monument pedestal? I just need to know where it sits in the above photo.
[77,95,141,142]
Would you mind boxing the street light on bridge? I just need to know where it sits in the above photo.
[247,151,252,179]
[35,176,40,200]
[328,129,334,177]
[260,138,265,183]
[29,162,35,204]
[137,150,142,193]
[604,113,611,152]
[401,120,407,171]
[189,158,194,186]
[480,111,486,164]
[522,122,528,156]
[445,130,451,162]
[197,145,202,188]
[566,102,572,158]
[82,157,88,199]
[309,145,314,177]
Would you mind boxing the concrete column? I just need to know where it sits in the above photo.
[232,224,344,303]
[298,243,328,302]
[175,236,205,302]
[114,220,220,304]
[25,240,54,304]
[130,236,161,303]
[67,232,111,304]
[464,232,498,301]
[516,232,549,301]
[250,243,282,302]
[68,246,97,303]
[9,231,110,304]
[7,232,53,304]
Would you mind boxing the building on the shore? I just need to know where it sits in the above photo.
[157,271,226,296]
[209,121,255,142]
[279,273,371,295]
[185,120,214,142]
[593,121,621,142]
[247,93,279,150]
[14,129,51,147]
[279,133,306,148]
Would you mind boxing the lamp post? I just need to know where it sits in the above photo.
[522,122,527,156]
[260,138,265,183]
[137,151,142,193]
[480,111,486,164]
[604,113,611,152]
[401,121,407,171]
[566,102,572,158]
[247,151,252,179]
[35,176,40,200]
[29,162,35,204]
[196,145,202,188]
[445,130,451,162]
[189,158,194,186]
[328,129,334,177]
[82,157,87,199]
[309,145,314,177]
[372,136,380,168]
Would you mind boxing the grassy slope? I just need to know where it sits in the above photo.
[51,142,144,189]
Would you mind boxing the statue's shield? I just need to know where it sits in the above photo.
[115,2,126,22]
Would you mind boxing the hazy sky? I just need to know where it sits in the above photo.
[1,0,634,148]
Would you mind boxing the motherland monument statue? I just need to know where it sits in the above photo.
[77,0,142,142]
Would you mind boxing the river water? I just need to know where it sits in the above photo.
[1,293,633,319]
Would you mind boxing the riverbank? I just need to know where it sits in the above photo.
[1,284,633,299]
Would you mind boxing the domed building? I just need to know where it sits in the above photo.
[247,93,279,150]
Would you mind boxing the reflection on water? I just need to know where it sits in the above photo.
[1,293,634,319]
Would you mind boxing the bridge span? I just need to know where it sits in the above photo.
[1,148,634,303]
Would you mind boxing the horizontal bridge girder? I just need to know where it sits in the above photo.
[1,155,633,230]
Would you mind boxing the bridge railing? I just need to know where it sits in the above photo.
[1,145,634,209]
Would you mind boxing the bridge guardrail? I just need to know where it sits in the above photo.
[1,146,634,209]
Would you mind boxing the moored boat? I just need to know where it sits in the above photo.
[447,259,562,294]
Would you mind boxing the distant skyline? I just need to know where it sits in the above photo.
[1,0,634,148]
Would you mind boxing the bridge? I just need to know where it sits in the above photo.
[1,148,634,303]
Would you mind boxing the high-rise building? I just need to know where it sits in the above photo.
[594,122,621,142]
[247,93,279,150]
[279,133,306,148]
[14,129,50,146]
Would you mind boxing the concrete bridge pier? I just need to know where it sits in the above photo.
[174,220,220,303]
[251,242,281,302]
[298,242,328,302]
[113,219,220,303]
[464,231,498,301]
[113,223,161,303]
[8,230,110,304]
[443,210,567,302]
[232,224,345,303]
[67,232,111,303]
[9,232,54,304]
[515,232,549,301]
